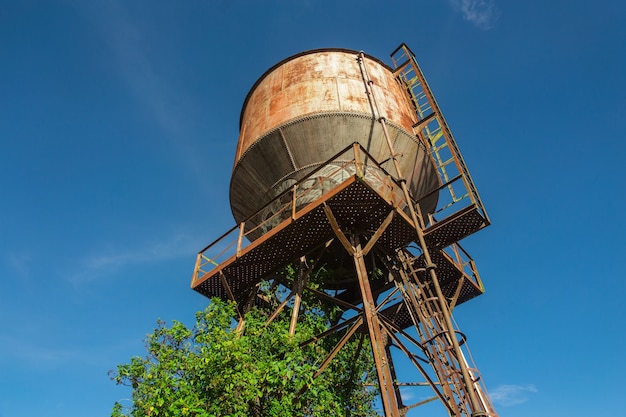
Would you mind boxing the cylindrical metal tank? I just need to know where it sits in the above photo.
[230,48,439,231]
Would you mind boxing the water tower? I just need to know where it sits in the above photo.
[192,44,498,417]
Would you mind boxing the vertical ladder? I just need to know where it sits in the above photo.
[394,249,497,416]
[390,44,489,229]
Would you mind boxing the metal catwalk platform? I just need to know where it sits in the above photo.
[192,145,486,310]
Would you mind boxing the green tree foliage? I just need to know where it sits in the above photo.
[110,295,378,416]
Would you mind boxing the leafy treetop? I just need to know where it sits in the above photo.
[111,295,378,417]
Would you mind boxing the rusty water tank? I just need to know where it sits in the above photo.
[230,48,439,230]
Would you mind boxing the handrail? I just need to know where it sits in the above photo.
[192,142,411,283]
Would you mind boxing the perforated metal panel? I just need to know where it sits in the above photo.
[194,174,483,311]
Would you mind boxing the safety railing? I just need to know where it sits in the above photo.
[192,143,410,284]
[443,243,484,294]
[405,241,483,297]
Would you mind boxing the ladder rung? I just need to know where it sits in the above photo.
[412,112,437,130]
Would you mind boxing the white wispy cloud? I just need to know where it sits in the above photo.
[448,0,499,30]
[86,235,194,269]
[67,232,202,285]
[73,0,227,192]
[399,387,416,402]
[0,331,141,371]
[7,251,32,279]
[490,384,537,406]
[70,1,211,161]
[0,334,87,370]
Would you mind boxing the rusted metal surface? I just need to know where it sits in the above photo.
[230,49,440,229]
[359,48,494,417]
[351,235,401,417]
[237,50,417,158]
[192,144,484,305]
[193,45,498,417]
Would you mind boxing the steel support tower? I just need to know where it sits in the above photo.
[192,44,498,417]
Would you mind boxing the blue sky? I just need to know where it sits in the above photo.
[1,0,625,416]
